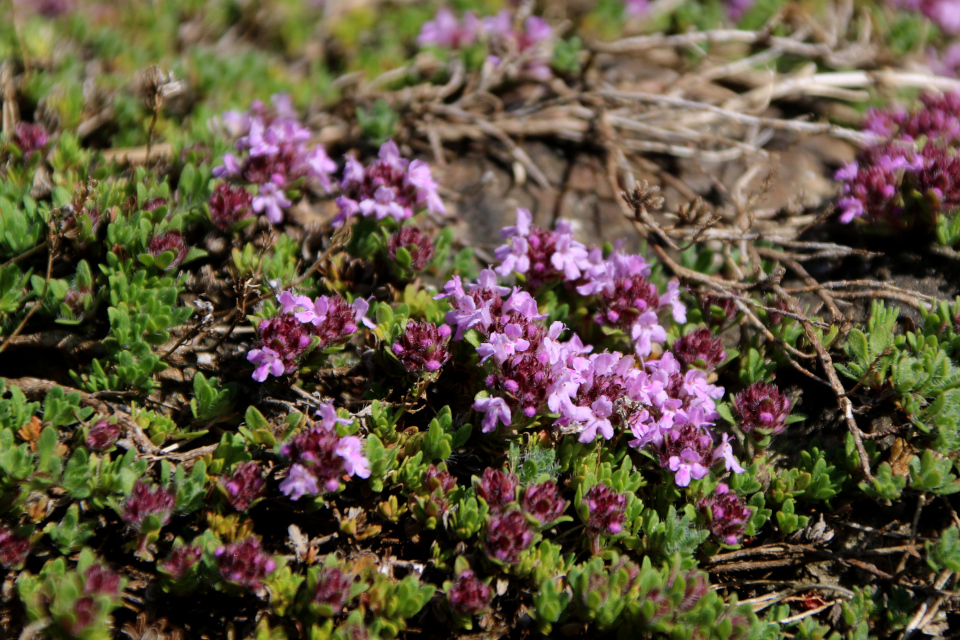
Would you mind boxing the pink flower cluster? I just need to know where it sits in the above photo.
[213,94,336,224]
[278,403,370,500]
[334,140,444,226]
[215,537,276,589]
[495,208,589,288]
[698,483,752,545]
[889,0,960,34]
[121,480,176,532]
[439,215,745,486]
[418,8,554,80]
[837,93,960,225]
[247,290,374,382]
[220,462,266,511]
[392,320,452,374]
[0,526,30,569]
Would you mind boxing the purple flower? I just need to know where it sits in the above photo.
[726,0,756,20]
[335,140,445,226]
[659,425,715,487]
[215,537,276,589]
[252,179,292,224]
[121,481,175,532]
[162,544,203,580]
[387,226,435,272]
[313,567,354,614]
[213,95,336,224]
[473,395,512,433]
[521,480,567,525]
[11,122,49,156]
[392,320,452,373]
[335,436,371,480]
[623,0,650,16]
[673,328,727,370]
[84,565,121,595]
[699,483,751,545]
[316,402,352,432]
[147,231,188,270]
[280,426,369,499]
[248,347,285,382]
[279,463,320,500]
[476,468,519,512]
[484,510,534,564]
[930,43,960,78]
[448,569,493,615]
[584,484,626,538]
[221,462,266,511]
[208,183,254,231]
[86,419,121,451]
[733,381,792,435]
[0,526,30,569]
[494,209,590,287]
[418,7,481,49]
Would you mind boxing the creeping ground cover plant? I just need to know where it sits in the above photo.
[4,0,960,638]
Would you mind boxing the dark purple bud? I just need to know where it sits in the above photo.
[387,226,435,271]
[66,597,97,635]
[147,230,188,270]
[424,465,456,494]
[698,483,751,545]
[214,537,276,589]
[521,480,567,525]
[257,314,313,375]
[673,328,726,370]
[447,568,492,615]
[162,544,203,580]
[700,295,737,326]
[209,183,254,231]
[594,275,661,334]
[313,296,363,349]
[121,480,176,532]
[677,570,709,611]
[392,320,452,373]
[220,462,266,511]
[733,381,792,435]
[86,419,121,451]
[142,197,168,212]
[0,526,31,569]
[84,565,121,595]
[484,510,534,564]
[313,567,353,614]
[476,468,519,512]
[585,484,626,537]
[12,122,49,156]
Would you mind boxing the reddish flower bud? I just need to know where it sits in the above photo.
[84,565,121,595]
[255,314,313,377]
[0,526,31,569]
[585,483,626,537]
[86,419,121,451]
[121,481,175,532]
[215,537,276,589]
[733,381,792,435]
[209,183,254,231]
[700,295,737,326]
[698,483,751,545]
[387,226,435,271]
[476,468,519,512]
[313,567,353,614]
[521,480,567,525]
[221,462,266,511]
[162,544,203,580]
[484,510,534,564]
[147,230,188,270]
[447,569,493,615]
[424,465,457,494]
[142,197,168,212]
[67,597,97,635]
[392,320,452,373]
[12,122,49,156]
[673,328,726,370]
